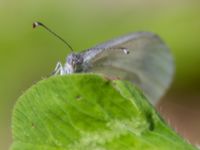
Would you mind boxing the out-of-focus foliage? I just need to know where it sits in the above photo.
[0,0,199,149]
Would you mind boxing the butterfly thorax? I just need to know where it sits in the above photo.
[64,53,84,74]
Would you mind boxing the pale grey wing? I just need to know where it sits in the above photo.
[81,32,174,104]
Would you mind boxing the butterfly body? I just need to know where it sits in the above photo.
[52,32,174,105]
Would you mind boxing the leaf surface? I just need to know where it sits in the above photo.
[11,74,197,150]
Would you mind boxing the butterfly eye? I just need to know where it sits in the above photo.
[78,56,83,64]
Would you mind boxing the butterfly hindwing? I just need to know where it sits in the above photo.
[81,32,174,104]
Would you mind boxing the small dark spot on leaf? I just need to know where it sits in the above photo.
[149,122,154,131]
[31,123,35,128]
[146,113,154,131]
[102,76,112,86]
[76,95,82,101]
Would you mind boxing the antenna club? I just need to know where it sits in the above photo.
[33,22,43,28]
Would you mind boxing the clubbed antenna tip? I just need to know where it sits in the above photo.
[32,21,74,52]
[33,22,43,28]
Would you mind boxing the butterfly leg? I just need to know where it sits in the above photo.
[52,62,65,75]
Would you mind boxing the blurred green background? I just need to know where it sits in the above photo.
[0,0,200,149]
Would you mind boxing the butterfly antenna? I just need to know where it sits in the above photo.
[33,21,74,52]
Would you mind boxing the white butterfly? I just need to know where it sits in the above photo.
[33,22,174,105]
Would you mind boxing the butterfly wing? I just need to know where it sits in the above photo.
[81,32,174,104]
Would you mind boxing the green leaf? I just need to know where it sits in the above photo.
[11,74,197,150]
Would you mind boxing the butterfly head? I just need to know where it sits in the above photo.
[65,53,84,73]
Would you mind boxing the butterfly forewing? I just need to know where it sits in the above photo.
[81,32,174,104]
